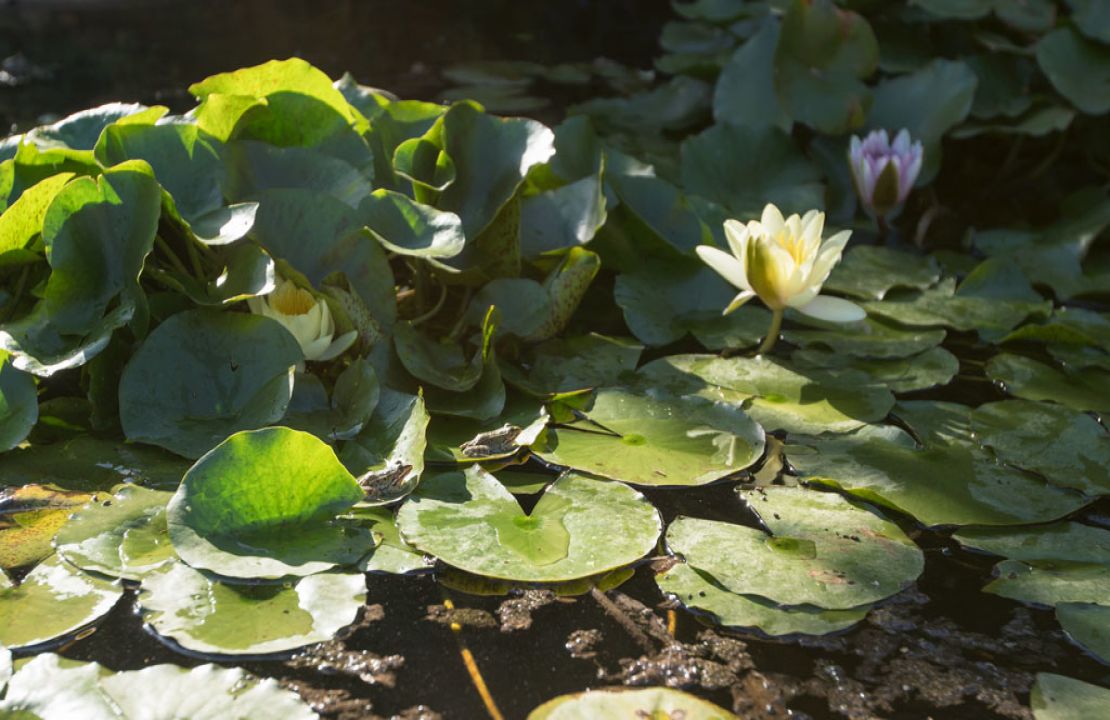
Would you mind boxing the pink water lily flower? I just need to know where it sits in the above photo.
[849,129,923,218]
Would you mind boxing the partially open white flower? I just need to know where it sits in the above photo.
[247,278,357,362]
[696,204,864,353]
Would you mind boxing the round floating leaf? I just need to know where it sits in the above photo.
[167,427,373,579]
[1037,28,1110,116]
[0,555,122,650]
[1031,673,1110,720]
[0,172,74,269]
[1056,603,1110,664]
[424,391,545,464]
[0,485,92,572]
[224,140,373,207]
[636,354,893,434]
[954,522,1110,565]
[863,278,1050,336]
[519,170,607,259]
[54,485,175,581]
[396,467,661,582]
[823,247,940,301]
[657,562,868,636]
[784,315,945,359]
[340,388,429,504]
[535,387,765,487]
[1069,0,1110,43]
[139,562,366,656]
[119,309,303,458]
[791,346,958,393]
[614,263,735,347]
[984,560,1109,607]
[0,435,189,492]
[986,354,1110,415]
[714,18,791,132]
[361,189,465,260]
[283,360,380,443]
[349,507,429,575]
[971,400,1109,496]
[790,424,1089,527]
[773,0,878,134]
[680,124,823,218]
[687,305,774,353]
[528,686,737,720]
[0,653,318,720]
[502,333,643,397]
[667,487,922,610]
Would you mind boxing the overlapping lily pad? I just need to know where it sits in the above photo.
[54,484,175,581]
[167,427,374,579]
[528,686,737,720]
[0,485,92,571]
[986,353,1110,414]
[535,386,765,487]
[348,507,429,575]
[139,562,366,656]
[1031,673,1110,720]
[782,316,946,359]
[340,388,429,504]
[396,467,661,582]
[791,346,958,393]
[0,555,122,650]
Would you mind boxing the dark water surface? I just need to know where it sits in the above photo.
[4,2,1110,718]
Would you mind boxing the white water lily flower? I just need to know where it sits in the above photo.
[848,128,923,218]
[696,204,864,353]
[247,278,357,362]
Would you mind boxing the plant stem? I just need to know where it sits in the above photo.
[185,238,207,279]
[155,235,191,278]
[757,308,784,355]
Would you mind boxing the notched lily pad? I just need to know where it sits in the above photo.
[396,467,661,582]
[987,353,1110,415]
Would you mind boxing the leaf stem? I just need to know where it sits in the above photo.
[410,281,448,326]
[757,308,784,355]
[155,235,191,278]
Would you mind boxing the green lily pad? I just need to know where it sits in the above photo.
[680,124,823,218]
[0,485,93,571]
[501,333,642,397]
[349,507,429,575]
[118,309,303,458]
[535,386,765,487]
[667,487,923,609]
[614,262,735,347]
[657,562,869,636]
[714,18,791,132]
[986,354,1110,415]
[984,559,1110,607]
[283,359,380,443]
[863,280,1050,336]
[789,424,1089,527]
[361,189,465,261]
[166,427,373,579]
[635,354,894,434]
[224,140,373,207]
[424,391,546,463]
[139,562,366,656]
[0,171,74,269]
[792,346,958,393]
[866,58,977,181]
[954,522,1110,565]
[1037,28,1110,116]
[1056,603,1110,664]
[0,302,133,379]
[19,102,166,156]
[0,653,318,720]
[54,485,175,581]
[396,467,661,582]
[0,435,189,492]
[686,305,775,354]
[1001,307,1110,349]
[0,357,37,452]
[527,686,737,720]
[94,122,256,245]
[0,555,122,650]
[970,400,1109,496]
[783,316,945,359]
[155,241,276,307]
[519,171,607,259]
[1068,0,1110,43]
[823,247,941,301]
[340,388,429,505]
[1031,673,1110,720]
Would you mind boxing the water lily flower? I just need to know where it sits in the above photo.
[696,203,864,354]
[848,128,923,219]
[247,277,357,362]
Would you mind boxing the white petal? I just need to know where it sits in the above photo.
[797,295,866,323]
[760,203,785,236]
[315,330,359,362]
[784,284,821,309]
[723,290,756,315]
[302,336,332,362]
[697,245,751,291]
[723,219,750,260]
[808,229,853,286]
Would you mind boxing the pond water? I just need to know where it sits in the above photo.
[2,2,1109,719]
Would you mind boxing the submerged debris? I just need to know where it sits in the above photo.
[497,589,557,632]
[424,604,498,630]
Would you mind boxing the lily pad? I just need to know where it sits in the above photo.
[635,354,893,435]
[349,507,429,575]
[501,333,642,397]
[283,360,380,443]
[53,485,175,581]
[527,686,737,720]
[396,467,661,582]
[614,262,735,347]
[657,562,869,636]
[139,562,366,656]
[361,190,465,261]
[1031,673,1110,720]
[1036,28,1110,116]
[863,277,1050,336]
[118,309,303,458]
[823,246,940,301]
[986,354,1110,415]
[166,427,373,579]
[424,391,546,463]
[667,487,923,609]
[970,400,1109,496]
[789,424,1089,527]
[224,139,373,207]
[791,346,958,393]
[714,18,791,132]
[0,485,93,571]
[984,560,1110,607]
[0,435,189,491]
[1056,603,1110,664]
[954,522,1110,565]
[0,555,122,650]
[783,316,945,359]
[535,386,765,487]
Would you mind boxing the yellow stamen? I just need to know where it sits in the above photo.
[269,283,316,316]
